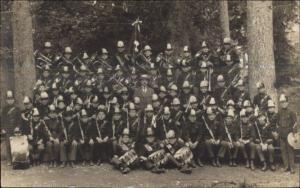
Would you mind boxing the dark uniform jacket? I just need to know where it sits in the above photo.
[1,105,21,136]
[182,120,203,143]
[277,108,297,139]
[58,118,77,142]
[253,93,271,112]
[266,112,278,132]
[93,119,109,140]
[202,117,222,140]
[251,121,273,144]
[237,121,254,141]
[219,121,239,142]
[44,116,60,140]
[106,120,126,140]
[20,109,33,136]
[72,119,91,142]
[32,120,48,143]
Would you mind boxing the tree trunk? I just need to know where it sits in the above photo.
[0,1,14,111]
[247,1,277,102]
[11,1,36,107]
[168,1,191,53]
[219,0,230,39]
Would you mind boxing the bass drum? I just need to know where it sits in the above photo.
[10,135,30,168]
[287,132,300,149]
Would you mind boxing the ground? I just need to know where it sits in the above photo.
[1,161,299,187]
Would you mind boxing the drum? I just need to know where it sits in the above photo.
[148,149,168,166]
[287,132,300,149]
[174,146,193,164]
[119,149,138,166]
[10,135,30,164]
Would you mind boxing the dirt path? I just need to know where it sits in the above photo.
[1,161,299,187]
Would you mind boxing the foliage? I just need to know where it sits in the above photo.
[1,0,299,64]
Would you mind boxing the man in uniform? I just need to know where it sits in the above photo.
[198,80,211,111]
[1,91,21,165]
[266,100,279,140]
[93,105,111,164]
[139,104,158,144]
[20,96,35,164]
[139,127,166,173]
[170,98,184,137]
[135,45,153,74]
[235,109,256,169]
[38,65,53,92]
[158,86,168,106]
[202,107,221,167]
[35,41,55,74]
[232,79,250,111]
[177,59,193,90]
[157,107,178,140]
[31,108,48,166]
[180,81,193,110]
[253,82,271,112]
[194,41,215,64]
[182,109,204,167]
[57,47,74,71]
[213,74,227,107]
[253,113,275,171]
[93,48,113,73]
[110,107,126,154]
[36,91,50,118]
[43,104,60,167]
[217,109,239,167]
[163,130,193,174]
[75,109,94,166]
[157,43,178,76]
[59,66,73,94]
[277,94,297,174]
[126,103,140,143]
[113,41,131,73]
[111,128,138,174]
[217,37,239,68]
[59,106,77,168]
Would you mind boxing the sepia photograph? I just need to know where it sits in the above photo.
[1,0,300,187]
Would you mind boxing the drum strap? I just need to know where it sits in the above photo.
[7,107,16,115]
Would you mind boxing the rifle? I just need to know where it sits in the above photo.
[202,116,215,140]
[254,121,268,151]
[77,114,85,141]
[224,123,233,148]
[95,118,103,140]
[59,114,69,142]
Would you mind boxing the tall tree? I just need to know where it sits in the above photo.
[11,1,36,107]
[0,1,14,111]
[247,1,277,102]
[219,0,230,38]
[167,1,192,53]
